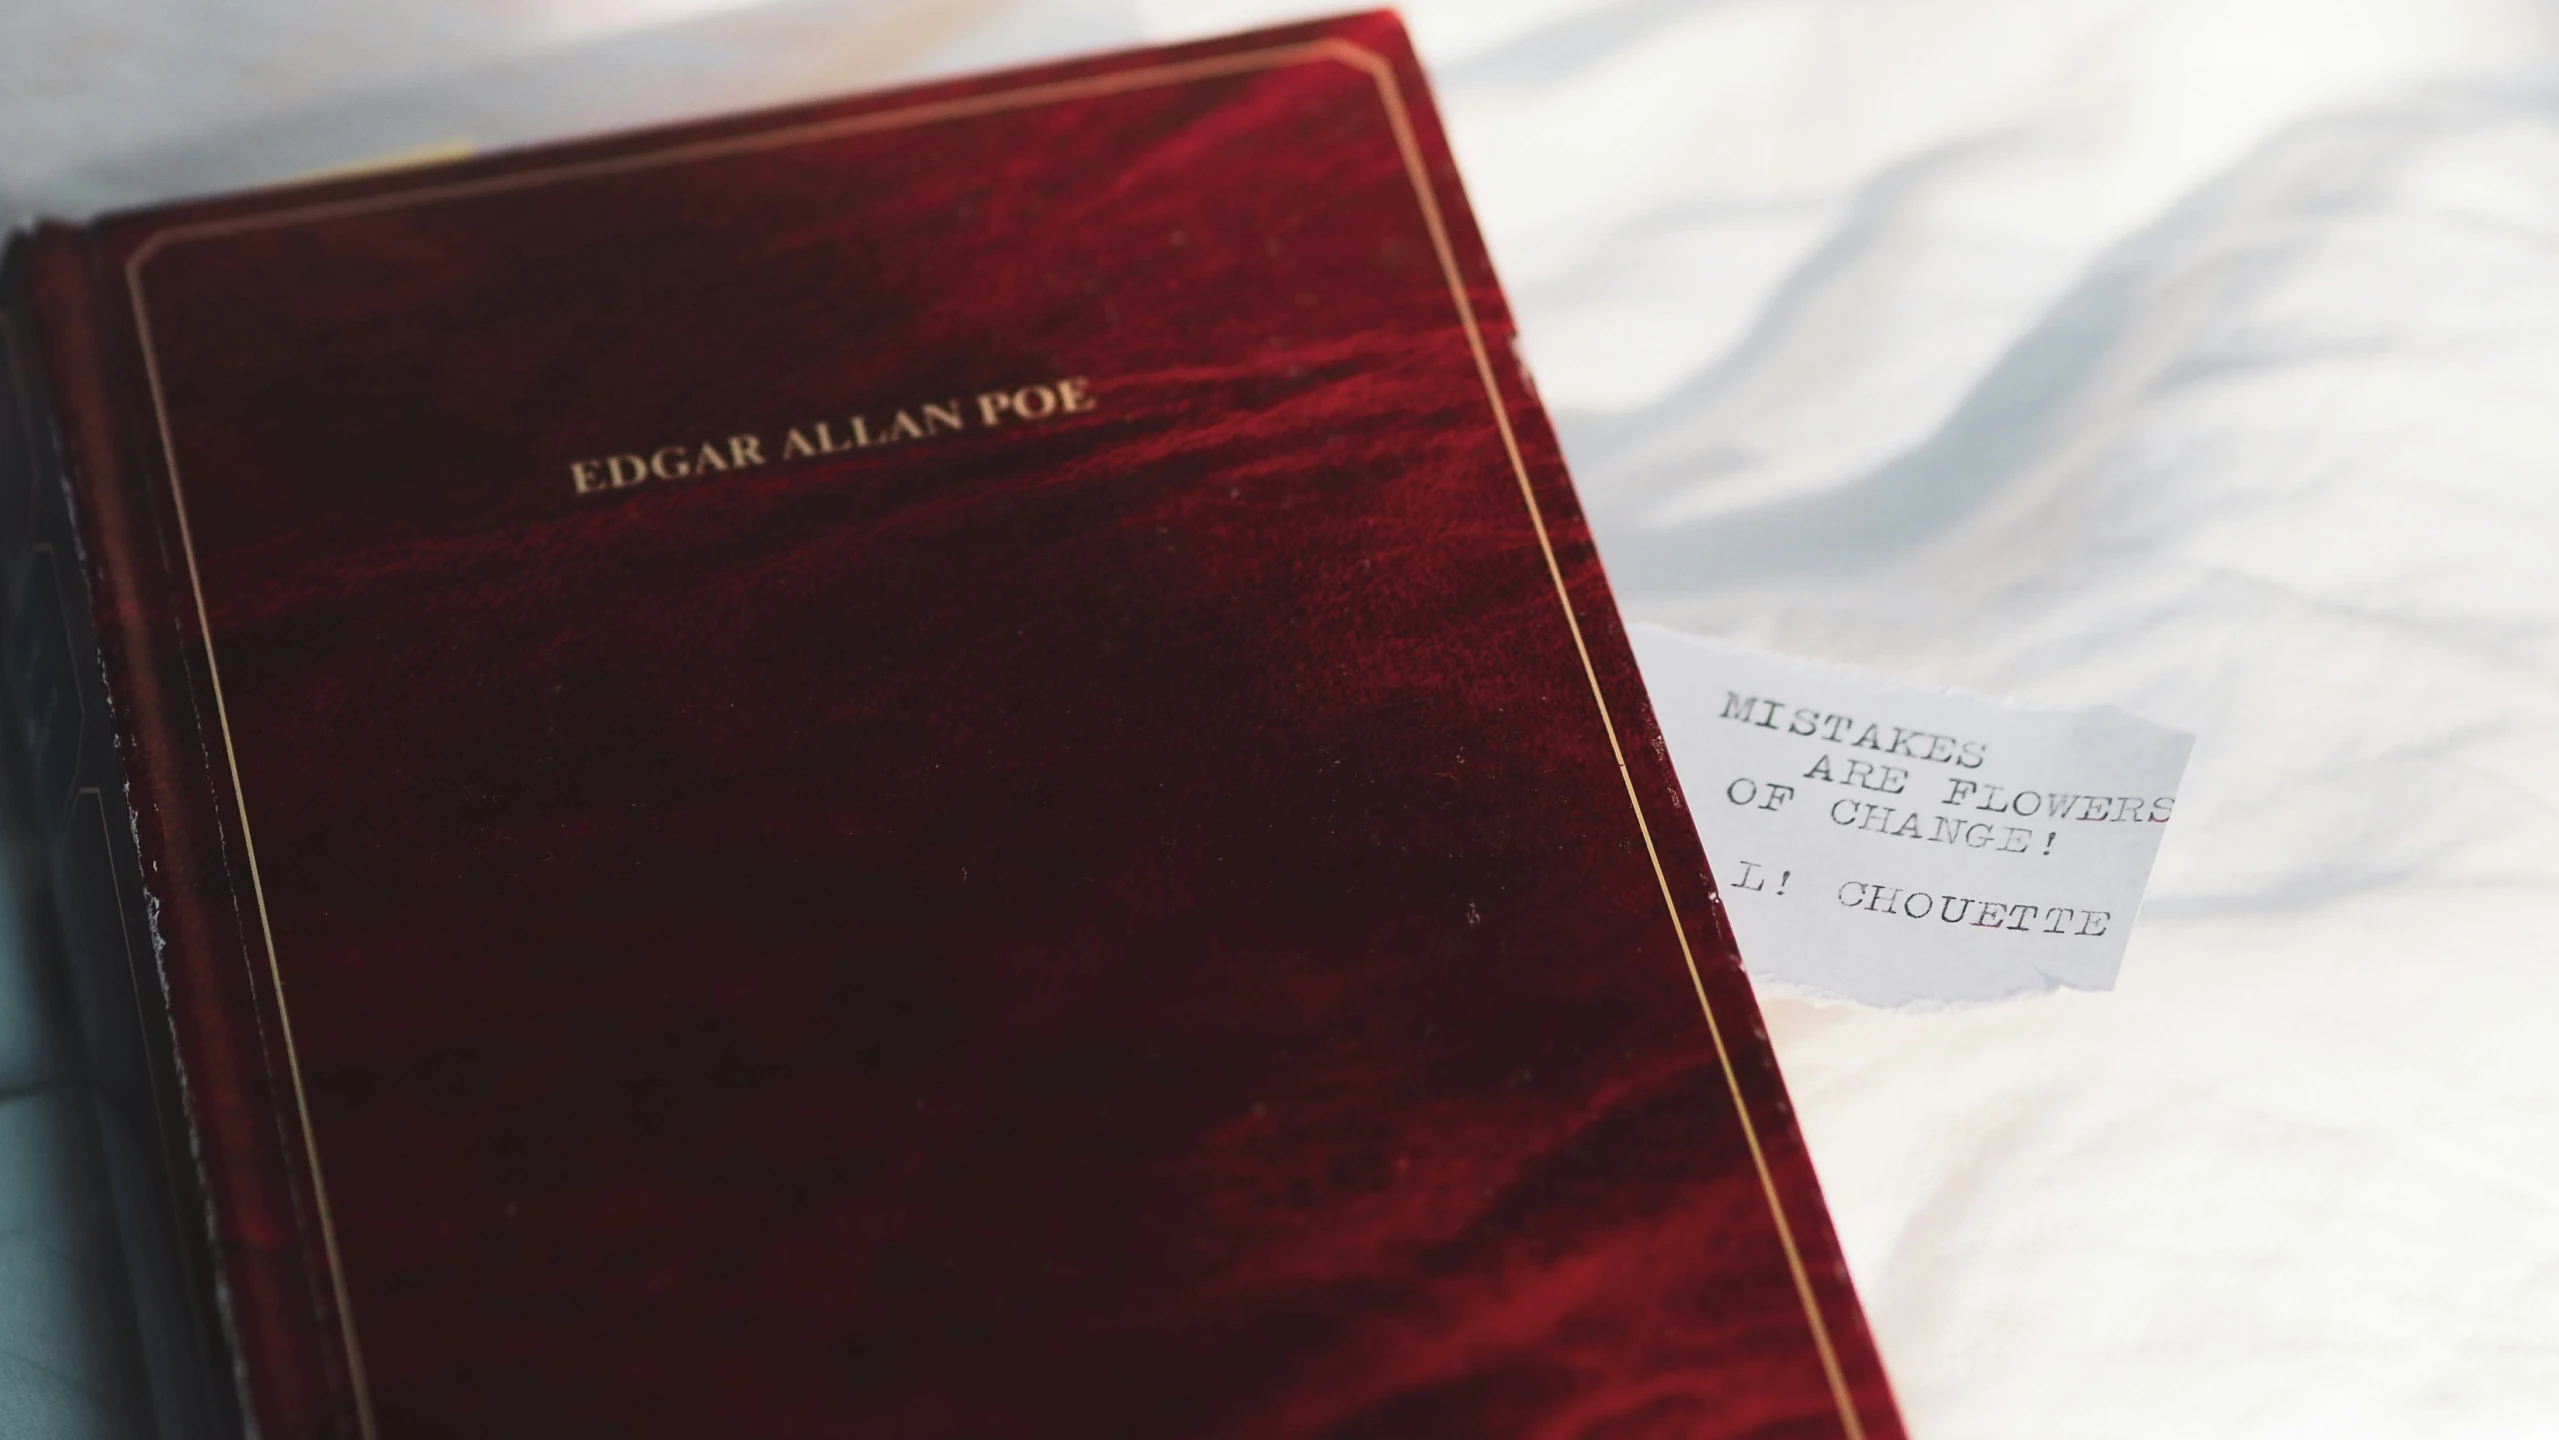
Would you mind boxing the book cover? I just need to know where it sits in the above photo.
[0,12,1904,1437]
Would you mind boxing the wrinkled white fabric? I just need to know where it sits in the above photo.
[4,2,2556,1436]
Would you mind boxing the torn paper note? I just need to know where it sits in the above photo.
[1630,625,2195,1005]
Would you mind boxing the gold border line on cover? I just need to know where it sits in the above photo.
[121,38,1868,1440]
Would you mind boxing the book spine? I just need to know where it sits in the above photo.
[1,228,240,1440]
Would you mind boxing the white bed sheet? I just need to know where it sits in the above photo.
[4,1,2556,1435]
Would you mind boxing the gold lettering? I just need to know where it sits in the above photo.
[578,378,1104,496]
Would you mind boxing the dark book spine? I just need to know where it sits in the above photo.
[1,228,240,1440]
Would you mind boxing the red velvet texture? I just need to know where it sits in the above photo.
[64,14,1902,1436]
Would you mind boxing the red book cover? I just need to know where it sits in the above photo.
[0,13,1904,1438]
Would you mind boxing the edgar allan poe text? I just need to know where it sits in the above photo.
[568,376,1096,496]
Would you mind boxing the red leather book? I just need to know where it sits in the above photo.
[0,13,1903,1438]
